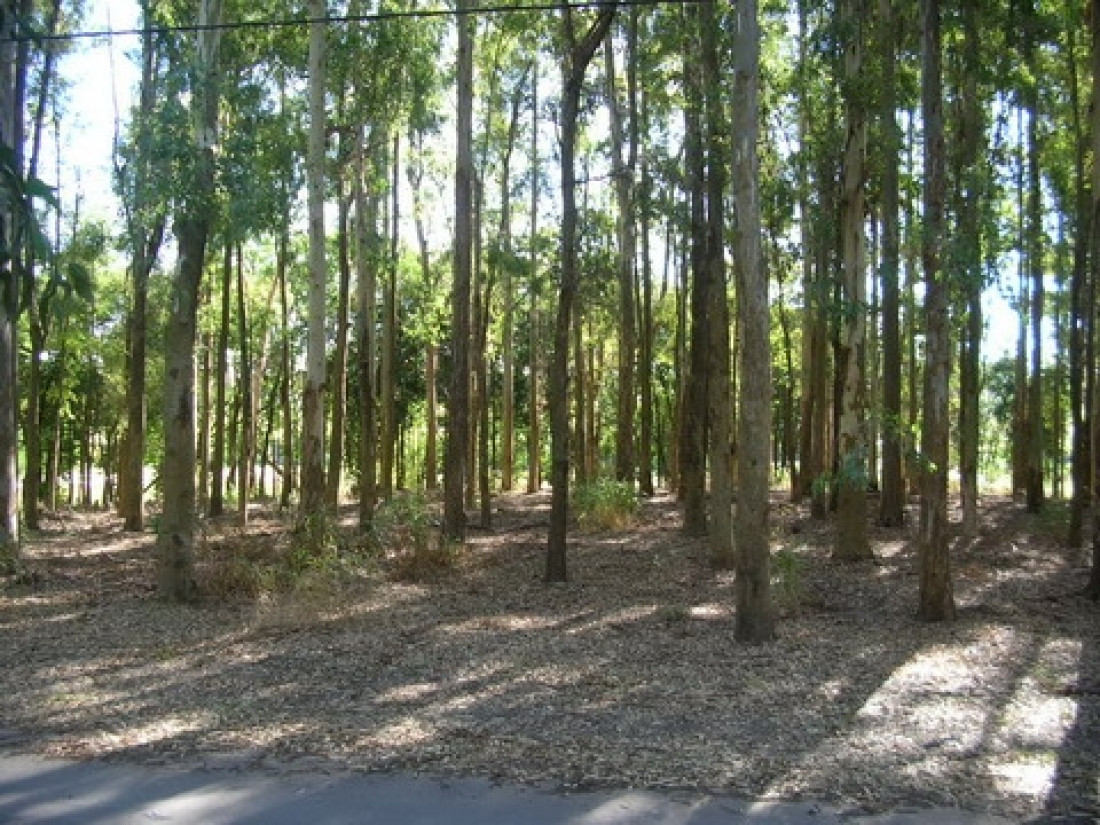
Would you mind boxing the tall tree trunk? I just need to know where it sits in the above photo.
[834,0,871,562]
[156,0,223,601]
[300,0,328,525]
[409,148,439,490]
[381,133,399,500]
[917,0,955,621]
[355,126,379,528]
[606,23,637,487]
[1024,13,1044,513]
[209,240,232,516]
[700,0,731,568]
[546,4,615,582]
[679,1,709,537]
[526,62,541,494]
[235,244,252,523]
[0,0,23,569]
[277,229,294,511]
[878,0,904,528]
[733,0,774,643]
[444,0,474,542]
[119,6,163,533]
[638,87,655,497]
[1087,0,1100,599]
[327,189,352,508]
[1068,16,1091,548]
[957,0,983,536]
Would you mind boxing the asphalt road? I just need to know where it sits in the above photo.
[0,752,1016,825]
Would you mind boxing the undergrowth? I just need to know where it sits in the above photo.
[372,492,457,581]
[572,479,638,531]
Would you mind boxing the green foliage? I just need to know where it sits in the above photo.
[373,492,456,581]
[572,479,637,531]
[771,545,806,609]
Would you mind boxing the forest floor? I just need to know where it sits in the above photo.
[0,491,1097,822]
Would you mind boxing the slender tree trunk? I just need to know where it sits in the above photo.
[547,4,615,582]
[834,0,870,562]
[0,1,22,569]
[277,229,294,511]
[679,1,709,536]
[381,133,399,500]
[699,0,731,568]
[526,62,542,494]
[300,0,328,525]
[119,8,163,533]
[444,0,474,542]
[1068,18,1091,548]
[235,244,252,523]
[918,0,955,621]
[409,151,439,490]
[606,25,637,487]
[638,87,655,497]
[1087,0,1100,599]
[1024,26,1044,513]
[957,0,983,537]
[878,0,904,528]
[327,189,352,508]
[355,127,379,528]
[156,0,223,601]
[733,0,774,643]
[209,240,231,516]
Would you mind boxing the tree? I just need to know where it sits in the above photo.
[118,0,165,533]
[834,0,871,562]
[917,0,955,622]
[300,0,327,524]
[546,2,615,583]
[157,0,225,601]
[443,0,474,543]
[732,0,773,642]
[1087,0,1100,600]
[877,0,904,529]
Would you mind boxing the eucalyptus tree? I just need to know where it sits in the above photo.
[699,0,732,568]
[546,2,615,583]
[20,0,66,531]
[732,0,773,643]
[299,0,327,526]
[117,0,166,532]
[834,0,871,562]
[0,1,18,568]
[917,0,954,621]
[605,14,638,488]
[157,0,225,601]
[877,0,904,528]
[1089,0,1100,600]
[444,0,474,543]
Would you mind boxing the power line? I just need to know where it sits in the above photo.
[14,0,701,44]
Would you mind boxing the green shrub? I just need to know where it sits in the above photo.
[373,492,454,581]
[572,479,638,531]
[771,546,806,609]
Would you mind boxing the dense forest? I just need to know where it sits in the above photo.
[2,0,1100,645]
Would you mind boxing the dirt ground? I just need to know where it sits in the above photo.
[1,491,1097,821]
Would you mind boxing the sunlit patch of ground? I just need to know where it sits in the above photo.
[1,493,1096,820]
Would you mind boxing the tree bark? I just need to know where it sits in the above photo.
[0,1,18,569]
[326,188,352,509]
[156,0,223,601]
[878,0,904,528]
[546,3,615,582]
[679,1,709,537]
[300,0,328,525]
[527,61,541,494]
[1024,8,1044,513]
[917,0,955,621]
[732,0,774,643]
[444,0,474,542]
[1087,0,1100,599]
[355,126,379,528]
[235,244,252,523]
[834,0,871,562]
